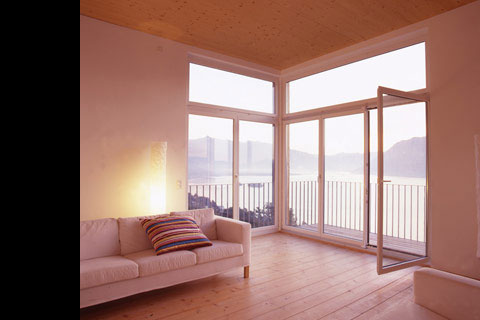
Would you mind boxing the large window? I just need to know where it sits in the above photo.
[189,63,274,113]
[188,62,277,230]
[239,121,275,227]
[286,120,318,230]
[288,42,425,113]
[283,40,428,275]
[188,115,233,218]
[323,113,364,241]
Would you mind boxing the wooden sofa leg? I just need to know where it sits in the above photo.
[244,266,250,278]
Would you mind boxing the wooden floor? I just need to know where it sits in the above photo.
[80,232,445,320]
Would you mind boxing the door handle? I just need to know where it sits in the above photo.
[378,179,391,183]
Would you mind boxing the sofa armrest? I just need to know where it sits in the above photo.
[215,217,251,266]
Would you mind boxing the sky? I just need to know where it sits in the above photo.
[288,43,426,112]
[188,42,426,155]
[189,63,274,114]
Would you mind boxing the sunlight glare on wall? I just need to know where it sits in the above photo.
[150,141,167,214]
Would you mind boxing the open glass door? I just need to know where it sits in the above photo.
[375,86,429,274]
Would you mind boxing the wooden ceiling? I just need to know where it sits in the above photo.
[80,0,475,70]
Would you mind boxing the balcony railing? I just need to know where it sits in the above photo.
[288,179,427,255]
[188,180,426,254]
[188,182,274,228]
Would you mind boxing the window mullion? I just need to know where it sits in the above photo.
[233,116,240,221]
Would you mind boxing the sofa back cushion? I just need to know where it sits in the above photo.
[80,218,120,261]
[118,214,169,255]
[171,208,217,240]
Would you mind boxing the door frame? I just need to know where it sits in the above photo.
[280,88,430,255]
[376,86,430,275]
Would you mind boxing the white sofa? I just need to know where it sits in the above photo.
[80,208,251,308]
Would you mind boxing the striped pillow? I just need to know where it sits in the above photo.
[141,216,212,255]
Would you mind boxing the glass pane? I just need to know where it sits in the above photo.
[323,113,364,241]
[189,63,274,113]
[371,97,427,267]
[287,120,319,230]
[288,43,425,113]
[239,121,274,228]
[188,114,233,218]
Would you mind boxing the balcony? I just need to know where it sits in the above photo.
[188,179,426,255]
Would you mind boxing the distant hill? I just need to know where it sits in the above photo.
[375,136,426,178]
[188,136,426,178]
[188,137,274,178]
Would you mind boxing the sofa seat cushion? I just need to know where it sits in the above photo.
[80,256,139,290]
[124,249,197,277]
[192,240,243,264]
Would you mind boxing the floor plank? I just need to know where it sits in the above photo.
[353,286,446,320]
[80,232,440,320]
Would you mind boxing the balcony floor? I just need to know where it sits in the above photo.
[80,232,443,320]
[296,224,426,256]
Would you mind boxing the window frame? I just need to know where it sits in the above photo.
[279,29,431,259]
[188,53,279,117]
[282,28,429,116]
[186,54,280,235]
[375,86,430,274]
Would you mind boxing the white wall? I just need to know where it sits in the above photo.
[426,1,480,280]
[80,15,278,221]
